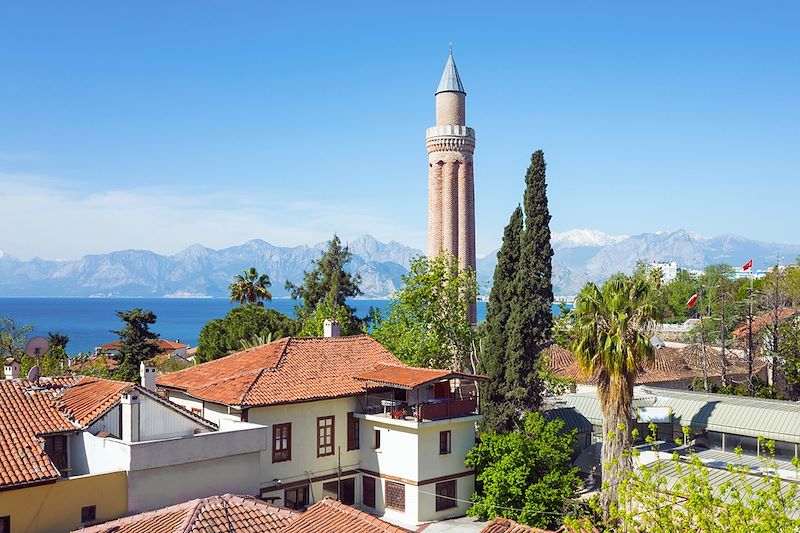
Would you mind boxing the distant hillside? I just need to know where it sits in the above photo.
[0,235,422,298]
[2,230,797,298]
[477,229,800,297]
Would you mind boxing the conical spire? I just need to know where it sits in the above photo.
[435,50,465,95]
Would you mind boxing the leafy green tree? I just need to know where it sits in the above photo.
[576,424,800,532]
[111,308,160,381]
[465,412,581,529]
[571,275,658,520]
[502,150,553,427]
[371,253,477,369]
[286,234,362,330]
[196,305,298,362]
[479,206,523,429]
[47,332,70,350]
[299,295,364,337]
[779,315,800,400]
[0,316,33,360]
[229,267,272,305]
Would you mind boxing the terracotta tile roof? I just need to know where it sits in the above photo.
[56,376,133,426]
[158,335,404,407]
[732,308,798,337]
[545,344,577,372]
[284,498,411,533]
[549,345,767,386]
[75,494,299,533]
[355,363,488,389]
[0,379,76,488]
[99,339,188,352]
[68,354,120,373]
[4,357,19,365]
[480,517,552,533]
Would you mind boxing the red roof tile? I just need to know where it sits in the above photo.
[158,335,404,407]
[57,376,132,426]
[75,494,299,533]
[99,339,188,351]
[0,379,76,488]
[284,498,411,533]
[480,517,553,533]
[355,363,488,389]
[732,308,798,337]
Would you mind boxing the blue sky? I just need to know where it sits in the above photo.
[1,2,798,260]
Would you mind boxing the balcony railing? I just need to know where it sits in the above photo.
[363,397,478,422]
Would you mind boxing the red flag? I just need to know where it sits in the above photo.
[687,293,699,308]
[742,259,753,271]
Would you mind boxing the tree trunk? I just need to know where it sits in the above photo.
[601,382,633,522]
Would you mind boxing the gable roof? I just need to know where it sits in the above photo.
[157,335,403,407]
[355,363,488,389]
[283,498,411,533]
[0,375,215,490]
[0,379,77,489]
[74,494,299,533]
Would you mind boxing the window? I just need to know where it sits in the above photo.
[44,435,68,475]
[363,476,376,508]
[439,430,451,455]
[322,478,355,505]
[285,485,309,510]
[374,429,381,449]
[435,480,457,511]
[0,516,9,533]
[347,412,360,451]
[317,416,335,457]
[385,480,405,511]
[273,423,292,463]
[81,505,96,524]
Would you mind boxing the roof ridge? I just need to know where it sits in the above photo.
[240,368,267,406]
[178,496,210,533]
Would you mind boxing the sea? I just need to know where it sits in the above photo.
[0,298,563,355]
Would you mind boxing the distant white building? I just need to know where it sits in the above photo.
[648,261,679,284]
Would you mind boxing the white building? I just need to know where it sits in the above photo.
[648,261,679,284]
[157,331,486,528]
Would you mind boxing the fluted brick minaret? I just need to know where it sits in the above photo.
[426,51,477,323]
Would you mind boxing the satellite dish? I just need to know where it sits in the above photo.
[27,365,41,383]
[25,336,50,359]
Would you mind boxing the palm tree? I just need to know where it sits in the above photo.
[229,267,272,306]
[571,275,658,520]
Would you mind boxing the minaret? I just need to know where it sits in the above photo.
[426,50,477,323]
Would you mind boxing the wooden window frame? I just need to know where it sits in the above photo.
[272,423,292,463]
[435,480,457,511]
[363,476,376,508]
[385,480,405,511]
[347,412,360,451]
[44,435,68,475]
[317,415,335,457]
[439,430,451,455]
[374,428,381,449]
[284,485,309,510]
[0,515,10,533]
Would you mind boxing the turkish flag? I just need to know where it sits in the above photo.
[743,259,753,271]
[687,293,699,308]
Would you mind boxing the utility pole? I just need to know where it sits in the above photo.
[747,267,755,396]
[699,285,709,391]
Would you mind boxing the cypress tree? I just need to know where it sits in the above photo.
[479,206,523,430]
[488,150,554,431]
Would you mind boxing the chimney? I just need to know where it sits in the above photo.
[140,360,157,391]
[323,319,340,338]
[120,389,141,442]
[4,358,20,380]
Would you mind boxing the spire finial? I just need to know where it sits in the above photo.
[449,42,453,54]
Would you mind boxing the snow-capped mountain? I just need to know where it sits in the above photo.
[551,229,628,249]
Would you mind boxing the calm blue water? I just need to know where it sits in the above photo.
[0,298,499,355]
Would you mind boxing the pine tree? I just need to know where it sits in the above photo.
[484,150,553,431]
[479,206,523,430]
[285,234,363,333]
[112,308,160,381]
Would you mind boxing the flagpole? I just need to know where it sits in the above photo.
[748,263,755,396]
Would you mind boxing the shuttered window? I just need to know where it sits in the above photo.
[435,480,457,511]
[347,412,360,451]
[363,476,376,508]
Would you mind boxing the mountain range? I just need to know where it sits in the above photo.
[1,230,798,298]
